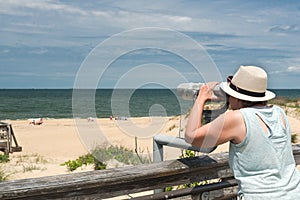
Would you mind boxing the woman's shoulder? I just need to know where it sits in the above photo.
[224,110,244,124]
[212,110,244,130]
[222,110,246,144]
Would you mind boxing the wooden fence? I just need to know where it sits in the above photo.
[0,144,299,200]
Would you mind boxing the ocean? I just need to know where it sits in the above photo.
[0,89,299,120]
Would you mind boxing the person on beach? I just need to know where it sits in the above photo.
[185,65,300,199]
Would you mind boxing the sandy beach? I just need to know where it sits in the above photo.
[1,112,300,181]
[1,116,188,180]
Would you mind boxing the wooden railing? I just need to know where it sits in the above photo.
[0,144,299,200]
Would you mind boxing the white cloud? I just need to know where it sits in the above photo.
[0,1,207,34]
[165,16,192,23]
[287,66,300,73]
[90,10,111,17]
[11,22,53,29]
[2,71,75,78]
[1,0,86,16]
[269,66,300,74]
[29,48,48,55]
[2,27,47,35]
[1,49,10,54]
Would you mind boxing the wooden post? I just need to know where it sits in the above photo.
[0,123,22,155]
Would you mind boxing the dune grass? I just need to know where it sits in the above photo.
[62,145,150,172]
[0,154,10,181]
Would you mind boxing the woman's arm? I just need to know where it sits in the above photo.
[185,83,213,144]
[185,83,246,148]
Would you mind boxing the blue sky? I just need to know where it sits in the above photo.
[0,0,299,89]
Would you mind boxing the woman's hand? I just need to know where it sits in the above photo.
[196,82,219,103]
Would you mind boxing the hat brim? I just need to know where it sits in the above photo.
[219,82,276,102]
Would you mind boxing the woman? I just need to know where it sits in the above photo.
[185,65,300,199]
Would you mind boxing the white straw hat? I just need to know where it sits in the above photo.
[220,65,276,102]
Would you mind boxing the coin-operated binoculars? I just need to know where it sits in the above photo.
[176,82,229,124]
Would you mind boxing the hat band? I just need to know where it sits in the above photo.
[229,83,265,97]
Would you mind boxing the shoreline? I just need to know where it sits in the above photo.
[0,115,175,121]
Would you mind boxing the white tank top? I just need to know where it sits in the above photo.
[229,105,300,199]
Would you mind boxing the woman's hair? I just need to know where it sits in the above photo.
[241,100,267,108]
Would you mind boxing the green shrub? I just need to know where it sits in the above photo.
[0,154,9,163]
[62,145,150,171]
[179,150,196,159]
[63,160,82,171]
[94,160,107,170]
[62,154,99,171]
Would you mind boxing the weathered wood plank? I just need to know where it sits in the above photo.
[0,153,231,199]
[0,144,299,199]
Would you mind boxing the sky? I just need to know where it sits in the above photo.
[0,0,299,89]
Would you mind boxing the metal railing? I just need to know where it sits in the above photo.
[153,134,216,163]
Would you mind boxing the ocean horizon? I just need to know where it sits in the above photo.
[0,89,299,120]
